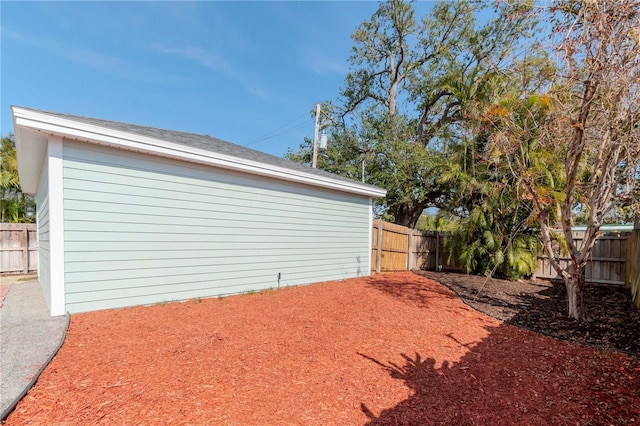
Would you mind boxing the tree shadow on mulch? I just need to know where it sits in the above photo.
[414,270,640,358]
[362,271,640,424]
[358,329,640,425]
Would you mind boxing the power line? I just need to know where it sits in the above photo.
[244,112,310,147]
[246,122,310,147]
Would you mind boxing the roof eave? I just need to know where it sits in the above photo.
[12,110,48,193]
[11,107,387,199]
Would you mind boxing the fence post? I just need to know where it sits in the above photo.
[407,229,413,271]
[21,226,28,274]
[631,219,640,307]
[376,221,383,274]
[435,232,440,271]
[626,235,631,288]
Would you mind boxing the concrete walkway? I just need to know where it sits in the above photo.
[0,276,68,420]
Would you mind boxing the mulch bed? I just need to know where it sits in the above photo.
[416,270,640,358]
[5,272,640,425]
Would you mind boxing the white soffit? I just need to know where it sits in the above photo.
[12,107,387,198]
[13,117,47,193]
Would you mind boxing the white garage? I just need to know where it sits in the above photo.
[12,106,386,315]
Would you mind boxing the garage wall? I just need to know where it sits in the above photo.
[61,140,371,313]
[36,157,51,308]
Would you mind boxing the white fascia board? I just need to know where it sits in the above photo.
[12,107,387,199]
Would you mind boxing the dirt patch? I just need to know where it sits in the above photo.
[5,272,640,425]
[416,270,640,358]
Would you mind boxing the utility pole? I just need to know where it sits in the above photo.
[359,146,372,183]
[312,103,321,168]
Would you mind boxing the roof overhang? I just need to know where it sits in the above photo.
[12,106,387,198]
[12,112,49,194]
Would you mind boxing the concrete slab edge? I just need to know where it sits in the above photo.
[0,313,70,423]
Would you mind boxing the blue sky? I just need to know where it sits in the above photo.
[1,1,395,158]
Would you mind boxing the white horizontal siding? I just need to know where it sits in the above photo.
[62,140,370,313]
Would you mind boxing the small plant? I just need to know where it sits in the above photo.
[192,297,203,304]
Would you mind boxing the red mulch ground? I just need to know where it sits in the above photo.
[5,272,640,425]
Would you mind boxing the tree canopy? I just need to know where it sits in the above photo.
[288,0,539,228]
[484,0,639,319]
[1,134,35,223]
[287,0,639,318]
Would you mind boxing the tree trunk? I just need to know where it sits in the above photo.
[564,265,586,321]
[392,204,423,229]
[394,208,413,228]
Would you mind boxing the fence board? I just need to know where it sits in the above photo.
[408,231,463,272]
[627,229,639,308]
[409,229,437,270]
[1,223,37,275]
[372,222,463,274]
[534,232,628,285]
[371,220,409,273]
[371,221,631,292]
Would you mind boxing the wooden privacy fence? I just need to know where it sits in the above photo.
[627,227,640,308]
[534,232,629,286]
[0,223,37,275]
[371,220,408,273]
[371,220,461,273]
[371,221,637,293]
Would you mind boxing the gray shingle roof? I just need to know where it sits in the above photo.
[21,107,382,192]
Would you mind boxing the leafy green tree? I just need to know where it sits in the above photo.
[415,212,457,232]
[1,134,35,223]
[429,53,553,279]
[438,93,545,279]
[484,0,640,319]
[288,0,538,228]
[285,104,364,181]
[444,188,543,279]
